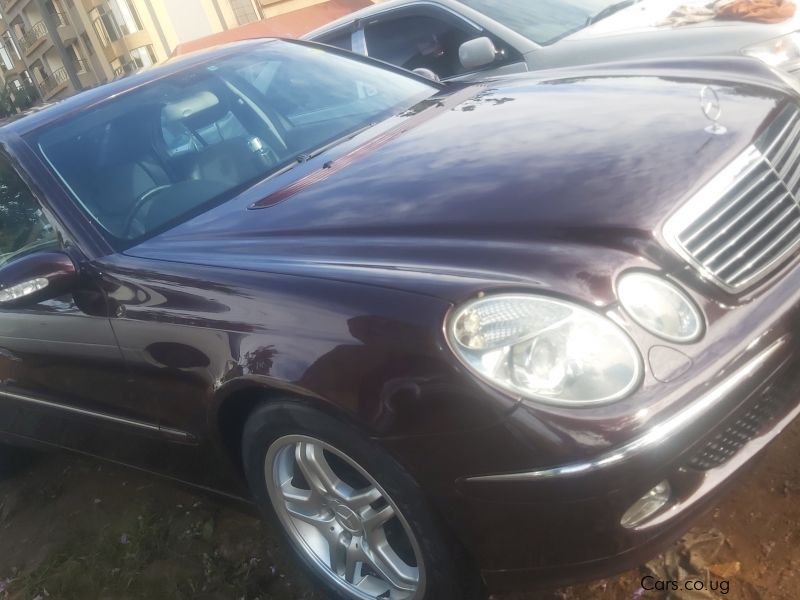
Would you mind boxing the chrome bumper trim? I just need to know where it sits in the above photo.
[466,336,790,483]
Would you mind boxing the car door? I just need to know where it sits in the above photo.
[347,5,524,81]
[0,152,164,464]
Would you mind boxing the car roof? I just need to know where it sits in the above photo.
[304,0,466,39]
[0,38,279,137]
[174,0,373,56]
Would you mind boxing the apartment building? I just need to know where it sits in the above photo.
[0,0,347,106]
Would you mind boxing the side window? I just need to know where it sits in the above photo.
[0,158,58,267]
[364,14,478,80]
[318,30,353,52]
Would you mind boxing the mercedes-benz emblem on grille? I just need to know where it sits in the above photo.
[700,85,727,135]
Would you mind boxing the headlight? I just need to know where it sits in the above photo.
[742,32,800,68]
[447,294,642,406]
[617,272,704,343]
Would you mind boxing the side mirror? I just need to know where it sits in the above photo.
[459,37,499,70]
[0,252,79,308]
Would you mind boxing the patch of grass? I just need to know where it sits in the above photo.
[4,502,292,600]
[7,506,178,600]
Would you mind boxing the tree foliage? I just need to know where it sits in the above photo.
[0,159,46,256]
[0,78,40,119]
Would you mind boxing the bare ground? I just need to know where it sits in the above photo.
[2,420,800,600]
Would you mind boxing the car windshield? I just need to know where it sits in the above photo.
[459,0,625,45]
[33,41,436,247]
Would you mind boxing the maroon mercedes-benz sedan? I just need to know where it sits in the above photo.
[1,39,800,599]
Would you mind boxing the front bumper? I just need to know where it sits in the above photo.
[473,339,800,592]
[468,336,790,484]
[381,316,800,593]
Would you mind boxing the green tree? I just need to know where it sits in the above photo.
[0,78,40,118]
[0,84,16,118]
[12,78,39,111]
[0,158,52,259]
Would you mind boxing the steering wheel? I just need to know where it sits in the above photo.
[121,185,171,239]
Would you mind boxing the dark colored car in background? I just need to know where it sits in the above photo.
[305,0,800,82]
[1,38,800,599]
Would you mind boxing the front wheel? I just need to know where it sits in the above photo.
[242,402,480,600]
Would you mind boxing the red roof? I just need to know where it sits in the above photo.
[173,0,372,56]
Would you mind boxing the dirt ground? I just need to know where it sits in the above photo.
[2,420,800,600]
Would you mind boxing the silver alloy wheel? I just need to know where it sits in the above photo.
[265,435,426,600]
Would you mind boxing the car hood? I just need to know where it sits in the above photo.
[129,61,792,303]
[566,0,800,40]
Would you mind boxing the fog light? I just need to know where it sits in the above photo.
[620,481,671,529]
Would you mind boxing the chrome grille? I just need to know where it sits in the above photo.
[664,105,800,292]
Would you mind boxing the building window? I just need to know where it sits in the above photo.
[81,32,95,57]
[117,0,144,33]
[112,44,156,77]
[90,0,143,47]
[129,44,156,68]
[91,6,120,46]
[67,44,87,73]
[46,0,68,27]
[0,32,20,72]
[0,51,11,73]
[230,0,259,26]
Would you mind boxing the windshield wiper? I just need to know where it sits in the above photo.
[258,122,380,184]
[586,0,640,26]
[304,121,379,163]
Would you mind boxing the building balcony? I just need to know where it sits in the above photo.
[112,62,136,79]
[39,64,69,99]
[53,10,76,41]
[51,10,67,27]
[77,67,98,88]
[19,21,50,56]
[79,0,105,10]
[1,0,32,16]
[16,11,71,57]
[0,54,26,76]
[73,57,97,85]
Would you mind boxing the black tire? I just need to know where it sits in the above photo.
[242,401,483,600]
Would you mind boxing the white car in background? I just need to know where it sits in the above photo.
[304,0,800,82]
